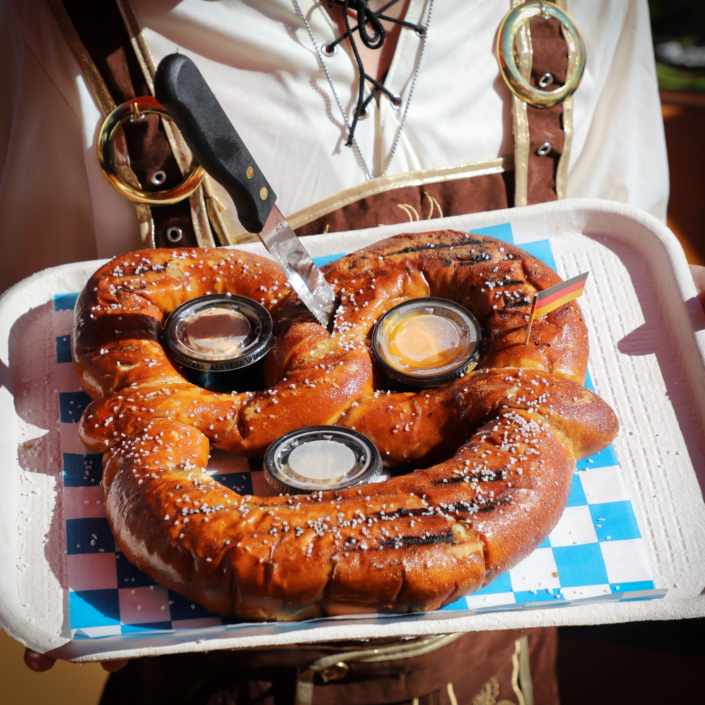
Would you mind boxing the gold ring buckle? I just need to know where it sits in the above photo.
[98,96,205,205]
[496,1,586,109]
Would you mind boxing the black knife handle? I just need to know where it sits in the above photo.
[154,53,276,233]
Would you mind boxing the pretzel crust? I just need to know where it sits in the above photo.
[73,231,618,619]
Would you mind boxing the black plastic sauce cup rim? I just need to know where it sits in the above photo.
[164,294,273,372]
[264,426,382,494]
[372,297,482,388]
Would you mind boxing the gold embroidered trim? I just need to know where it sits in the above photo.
[46,0,156,247]
[556,95,572,200]
[377,191,443,226]
[511,636,534,705]
[555,0,573,200]
[510,0,532,208]
[115,0,154,93]
[398,203,420,222]
[426,192,443,219]
[471,676,516,705]
[473,677,501,705]
[221,157,511,243]
[510,644,524,705]
[471,635,535,705]
[45,0,115,116]
[268,156,511,240]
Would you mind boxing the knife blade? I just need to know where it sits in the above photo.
[154,53,336,328]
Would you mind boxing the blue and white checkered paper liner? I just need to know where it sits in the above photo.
[55,225,663,640]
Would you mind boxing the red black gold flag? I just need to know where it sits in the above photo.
[525,272,589,344]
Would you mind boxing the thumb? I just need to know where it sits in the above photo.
[24,649,56,672]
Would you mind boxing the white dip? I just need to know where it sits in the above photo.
[287,440,357,481]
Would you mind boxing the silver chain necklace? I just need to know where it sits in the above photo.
[292,0,434,180]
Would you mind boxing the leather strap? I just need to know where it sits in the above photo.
[525,15,570,205]
[511,0,572,207]
[49,0,204,248]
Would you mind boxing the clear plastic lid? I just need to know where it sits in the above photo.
[264,426,381,494]
[372,297,482,388]
[164,294,273,372]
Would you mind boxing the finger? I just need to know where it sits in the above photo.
[24,648,56,672]
[101,659,129,673]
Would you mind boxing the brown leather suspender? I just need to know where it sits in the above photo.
[47,0,573,245]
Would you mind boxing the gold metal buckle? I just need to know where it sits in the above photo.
[496,1,586,109]
[97,96,205,205]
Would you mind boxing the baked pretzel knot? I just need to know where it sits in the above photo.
[73,231,618,620]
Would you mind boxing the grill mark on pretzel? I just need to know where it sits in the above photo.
[73,231,618,619]
[379,533,455,548]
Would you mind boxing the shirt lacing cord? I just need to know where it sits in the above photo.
[325,0,426,146]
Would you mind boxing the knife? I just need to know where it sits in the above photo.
[154,53,336,328]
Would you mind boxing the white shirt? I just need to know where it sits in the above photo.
[0,0,668,291]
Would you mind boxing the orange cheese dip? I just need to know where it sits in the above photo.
[377,309,476,375]
[387,313,465,369]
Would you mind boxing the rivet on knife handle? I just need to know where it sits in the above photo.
[154,54,275,233]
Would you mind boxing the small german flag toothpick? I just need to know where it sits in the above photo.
[525,272,589,345]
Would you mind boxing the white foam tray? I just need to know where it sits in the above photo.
[1,198,704,662]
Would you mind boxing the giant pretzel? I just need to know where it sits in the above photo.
[73,231,618,620]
